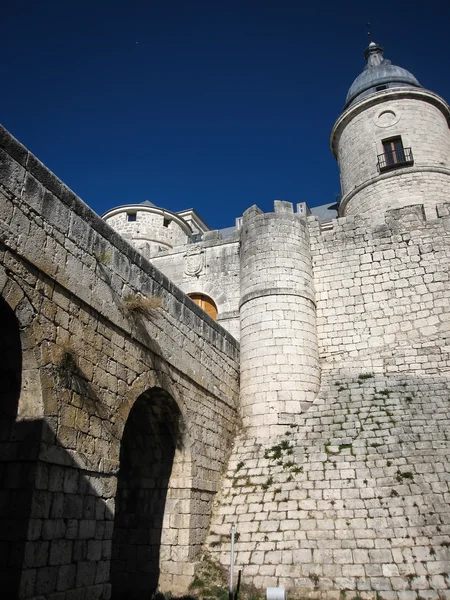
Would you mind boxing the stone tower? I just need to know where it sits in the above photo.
[331,40,450,223]
[239,201,320,438]
[103,201,192,259]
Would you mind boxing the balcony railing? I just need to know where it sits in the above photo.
[377,147,413,172]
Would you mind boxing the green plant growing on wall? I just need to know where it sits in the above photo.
[261,476,274,491]
[94,248,112,265]
[338,443,352,452]
[283,461,295,469]
[396,470,414,482]
[308,573,320,589]
[264,439,292,461]
[358,373,373,381]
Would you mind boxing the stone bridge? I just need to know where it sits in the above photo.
[0,125,240,599]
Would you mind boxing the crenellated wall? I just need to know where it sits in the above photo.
[239,201,319,437]
[206,203,450,598]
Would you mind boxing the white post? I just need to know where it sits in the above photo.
[229,523,236,600]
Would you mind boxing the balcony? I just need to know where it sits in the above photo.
[377,147,414,172]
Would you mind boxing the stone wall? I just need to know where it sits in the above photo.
[207,372,450,599]
[151,235,241,339]
[206,204,450,598]
[311,203,450,376]
[0,125,240,599]
[2,116,450,599]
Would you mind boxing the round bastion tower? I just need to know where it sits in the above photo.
[239,201,320,439]
[331,40,450,223]
[103,200,192,259]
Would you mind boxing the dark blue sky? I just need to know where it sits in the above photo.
[3,1,450,229]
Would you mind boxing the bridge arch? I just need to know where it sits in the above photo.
[111,385,192,599]
[0,286,45,596]
[0,267,43,420]
[0,295,22,419]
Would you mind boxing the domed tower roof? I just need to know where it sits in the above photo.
[344,41,422,109]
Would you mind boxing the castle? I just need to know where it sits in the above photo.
[0,39,449,599]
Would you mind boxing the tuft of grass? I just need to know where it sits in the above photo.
[358,373,373,380]
[283,461,296,470]
[123,293,162,318]
[59,347,77,370]
[261,476,274,491]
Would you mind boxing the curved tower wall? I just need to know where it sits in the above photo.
[104,207,190,258]
[239,201,319,438]
[332,90,450,223]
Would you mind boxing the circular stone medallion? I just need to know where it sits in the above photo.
[374,109,400,128]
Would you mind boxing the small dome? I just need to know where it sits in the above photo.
[344,42,422,109]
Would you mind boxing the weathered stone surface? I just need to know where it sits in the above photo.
[2,52,450,600]
[0,125,240,599]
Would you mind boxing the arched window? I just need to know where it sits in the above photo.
[188,293,218,320]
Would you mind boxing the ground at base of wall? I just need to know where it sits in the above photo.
[164,553,450,600]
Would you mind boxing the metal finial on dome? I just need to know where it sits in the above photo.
[344,35,422,108]
[364,39,384,66]
[367,21,373,43]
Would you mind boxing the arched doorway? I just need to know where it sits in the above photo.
[0,297,24,594]
[111,387,186,599]
[0,297,22,418]
[188,293,218,320]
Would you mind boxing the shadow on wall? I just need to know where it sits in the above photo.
[111,388,183,600]
[0,296,114,597]
[0,295,184,599]
[0,296,32,595]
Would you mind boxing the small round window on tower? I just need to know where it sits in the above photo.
[375,109,399,128]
